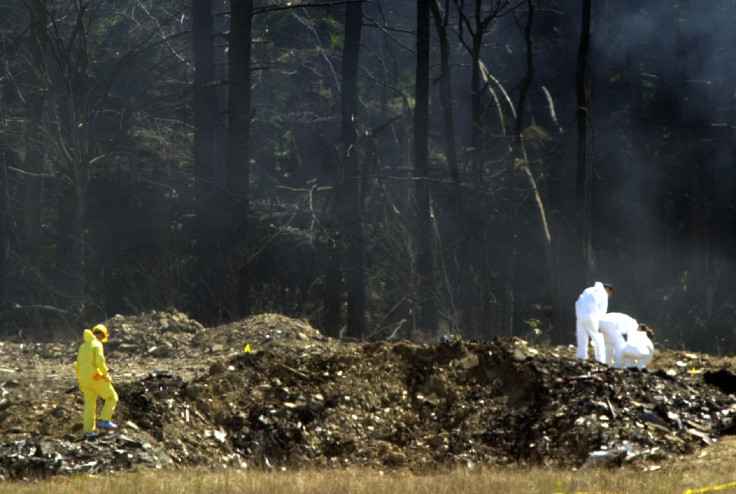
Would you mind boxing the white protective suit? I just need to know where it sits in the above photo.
[598,312,639,368]
[575,282,609,363]
[621,327,655,369]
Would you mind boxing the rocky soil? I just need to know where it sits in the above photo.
[0,310,735,480]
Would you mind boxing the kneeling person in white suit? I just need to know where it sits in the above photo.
[621,323,655,370]
[597,312,638,368]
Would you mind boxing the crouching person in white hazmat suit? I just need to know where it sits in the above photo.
[621,323,655,370]
[598,312,639,368]
[575,282,614,363]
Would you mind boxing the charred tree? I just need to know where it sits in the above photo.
[575,0,593,282]
[504,0,537,338]
[21,0,48,273]
[430,0,463,332]
[455,0,504,190]
[49,3,94,311]
[323,0,367,338]
[430,0,460,191]
[192,0,222,318]
[341,0,366,338]
[414,0,437,334]
[225,0,254,319]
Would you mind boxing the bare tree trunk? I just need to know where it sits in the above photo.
[52,4,92,311]
[455,1,508,334]
[0,163,9,312]
[431,0,462,329]
[225,0,253,318]
[22,0,48,270]
[193,0,217,220]
[415,0,436,334]
[431,1,459,188]
[55,161,89,311]
[468,10,484,190]
[324,1,366,338]
[341,0,366,338]
[504,0,535,337]
[192,0,221,317]
[455,0,506,190]
[575,0,593,281]
[323,228,342,337]
[213,0,229,182]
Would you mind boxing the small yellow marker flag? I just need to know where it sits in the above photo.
[244,344,251,353]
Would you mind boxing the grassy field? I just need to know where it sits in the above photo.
[1,466,735,494]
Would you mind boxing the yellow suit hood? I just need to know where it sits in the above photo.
[83,328,96,343]
[75,328,110,387]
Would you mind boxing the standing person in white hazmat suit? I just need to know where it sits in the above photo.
[575,282,614,363]
[598,312,639,368]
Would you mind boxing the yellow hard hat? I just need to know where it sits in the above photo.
[92,324,108,342]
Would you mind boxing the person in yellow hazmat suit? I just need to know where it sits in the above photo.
[74,324,119,438]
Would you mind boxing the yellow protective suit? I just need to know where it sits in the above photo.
[74,329,118,434]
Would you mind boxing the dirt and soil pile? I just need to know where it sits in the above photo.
[0,311,735,479]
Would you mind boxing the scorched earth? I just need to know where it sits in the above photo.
[0,311,735,479]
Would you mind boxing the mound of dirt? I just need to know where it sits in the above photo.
[0,311,735,479]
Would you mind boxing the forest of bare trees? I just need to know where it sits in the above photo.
[1,0,736,354]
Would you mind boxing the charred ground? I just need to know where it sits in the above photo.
[0,311,735,479]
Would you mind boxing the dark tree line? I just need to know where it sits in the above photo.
[1,0,736,354]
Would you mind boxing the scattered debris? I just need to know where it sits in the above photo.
[0,311,735,479]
